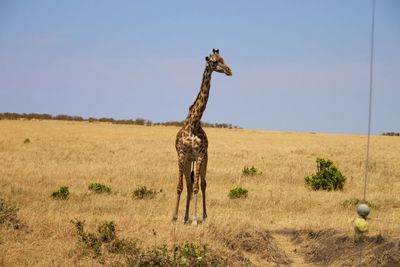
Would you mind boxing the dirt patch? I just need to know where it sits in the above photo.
[224,230,291,266]
[219,229,399,266]
[291,229,400,266]
[272,230,307,266]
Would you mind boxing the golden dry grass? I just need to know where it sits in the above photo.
[0,120,399,266]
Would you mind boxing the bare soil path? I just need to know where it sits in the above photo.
[272,231,310,267]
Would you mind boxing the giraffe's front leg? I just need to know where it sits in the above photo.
[183,161,192,224]
[183,178,192,224]
[200,153,208,222]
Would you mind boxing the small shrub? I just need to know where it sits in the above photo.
[23,138,30,144]
[71,219,224,265]
[127,244,172,266]
[97,221,116,243]
[108,238,139,255]
[0,199,24,229]
[88,182,111,194]
[242,165,262,176]
[174,243,209,266]
[304,158,346,191]
[126,243,211,266]
[71,219,102,256]
[71,219,140,259]
[140,243,208,266]
[132,186,158,199]
[51,186,70,200]
[229,187,248,199]
[342,198,378,209]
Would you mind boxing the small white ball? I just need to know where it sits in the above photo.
[357,203,370,218]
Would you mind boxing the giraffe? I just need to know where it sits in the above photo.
[172,49,232,225]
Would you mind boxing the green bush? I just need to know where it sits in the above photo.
[132,186,158,199]
[305,158,346,191]
[88,182,111,194]
[0,198,24,229]
[51,186,70,200]
[242,166,262,176]
[229,187,248,199]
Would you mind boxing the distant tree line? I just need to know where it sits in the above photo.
[382,132,400,136]
[0,112,241,129]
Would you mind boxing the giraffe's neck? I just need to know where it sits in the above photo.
[184,65,212,132]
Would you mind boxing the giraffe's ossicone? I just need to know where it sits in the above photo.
[172,49,232,225]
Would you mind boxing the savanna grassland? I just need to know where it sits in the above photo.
[1,120,399,266]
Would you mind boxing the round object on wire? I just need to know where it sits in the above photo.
[353,217,369,233]
[357,203,370,219]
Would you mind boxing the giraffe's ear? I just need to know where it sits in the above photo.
[205,56,209,61]
[215,49,219,54]
[212,49,216,54]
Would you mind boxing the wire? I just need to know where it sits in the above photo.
[363,0,375,201]
[359,0,376,265]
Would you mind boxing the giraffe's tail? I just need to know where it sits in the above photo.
[190,162,195,183]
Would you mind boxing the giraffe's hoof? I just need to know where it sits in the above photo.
[192,219,198,226]
[172,215,178,221]
[183,217,189,224]
[202,214,207,222]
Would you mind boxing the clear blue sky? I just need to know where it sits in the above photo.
[0,0,399,133]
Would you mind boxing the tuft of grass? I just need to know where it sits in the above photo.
[88,182,111,194]
[229,187,248,199]
[51,186,70,200]
[23,138,30,144]
[242,165,262,176]
[0,198,24,229]
[132,186,158,199]
[342,198,378,209]
[304,158,346,191]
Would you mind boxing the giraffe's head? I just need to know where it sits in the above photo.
[205,49,232,76]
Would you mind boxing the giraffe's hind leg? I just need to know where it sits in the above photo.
[192,154,207,225]
[172,155,185,221]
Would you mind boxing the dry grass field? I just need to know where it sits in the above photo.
[1,120,399,266]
